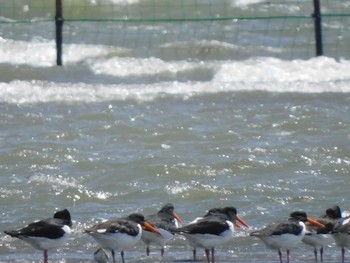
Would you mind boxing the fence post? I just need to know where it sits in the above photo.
[55,0,64,65]
[312,0,323,56]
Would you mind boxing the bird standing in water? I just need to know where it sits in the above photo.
[141,203,182,256]
[175,206,249,263]
[85,213,160,263]
[250,211,325,263]
[332,213,350,263]
[4,209,72,263]
[302,206,342,262]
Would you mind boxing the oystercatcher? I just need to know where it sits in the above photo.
[4,209,72,263]
[250,211,325,263]
[186,206,248,261]
[332,214,350,263]
[302,206,342,262]
[174,206,249,263]
[85,213,161,263]
[141,203,182,256]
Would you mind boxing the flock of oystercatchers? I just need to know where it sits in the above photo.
[3,204,350,263]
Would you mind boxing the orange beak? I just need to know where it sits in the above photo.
[143,221,161,236]
[173,211,183,224]
[236,215,249,228]
[307,218,326,228]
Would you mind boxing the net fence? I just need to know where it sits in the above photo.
[0,0,349,62]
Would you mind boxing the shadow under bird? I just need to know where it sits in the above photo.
[85,213,161,263]
[250,211,325,263]
[302,205,342,262]
[174,206,249,263]
[141,203,182,256]
[4,209,72,263]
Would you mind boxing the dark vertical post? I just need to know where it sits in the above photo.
[312,0,323,56]
[55,0,64,65]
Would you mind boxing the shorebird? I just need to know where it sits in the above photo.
[85,213,160,263]
[332,214,350,263]
[302,206,342,262]
[4,209,72,263]
[175,206,249,263]
[186,206,248,261]
[250,211,325,263]
[141,203,182,256]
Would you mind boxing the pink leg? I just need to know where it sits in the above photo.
[121,250,125,263]
[205,248,210,263]
[278,249,283,263]
[43,250,48,263]
[314,248,317,262]
[111,249,116,263]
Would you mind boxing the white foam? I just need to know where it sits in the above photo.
[104,0,140,4]
[90,56,199,77]
[231,0,266,8]
[0,38,125,67]
[1,38,350,104]
[213,57,350,83]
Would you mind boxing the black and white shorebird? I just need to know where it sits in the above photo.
[331,213,350,263]
[250,211,325,263]
[141,203,182,256]
[174,206,249,263]
[302,206,342,262]
[186,206,248,261]
[85,213,161,263]
[4,209,72,263]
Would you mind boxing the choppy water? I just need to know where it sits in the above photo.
[1,0,350,262]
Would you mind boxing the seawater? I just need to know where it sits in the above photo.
[1,0,350,262]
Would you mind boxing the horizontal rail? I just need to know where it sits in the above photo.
[1,13,349,25]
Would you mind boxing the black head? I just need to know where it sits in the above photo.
[159,203,175,214]
[290,211,308,222]
[205,207,224,216]
[54,209,72,227]
[220,207,238,220]
[205,207,238,221]
[221,207,238,216]
[326,206,342,219]
[127,213,145,224]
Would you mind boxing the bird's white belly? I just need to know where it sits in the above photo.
[260,234,303,250]
[332,233,350,248]
[141,228,174,246]
[89,232,141,251]
[21,234,70,250]
[183,229,233,249]
[302,233,332,248]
